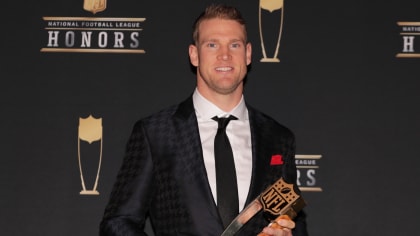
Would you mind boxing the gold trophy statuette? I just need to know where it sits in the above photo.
[78,115,103,195]
[259,0,284,62]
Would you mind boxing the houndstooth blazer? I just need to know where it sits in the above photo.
[100,96,308,236]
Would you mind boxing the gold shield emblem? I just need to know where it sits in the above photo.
[79,115,102,144]
[83,0,107,14]
[260,0,283,13]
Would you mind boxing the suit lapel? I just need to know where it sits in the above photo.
[173,97,214,197]
[173,96,224,233]
[245,106,273,205]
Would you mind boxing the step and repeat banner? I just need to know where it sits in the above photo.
[1,0,419,235]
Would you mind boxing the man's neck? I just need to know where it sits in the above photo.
[196,87,243,112]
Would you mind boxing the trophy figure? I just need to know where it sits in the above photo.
[259,0,284,62]
[78,115,103,195]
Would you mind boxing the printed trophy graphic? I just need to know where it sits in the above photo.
[78,115,103,195]
[83,0,106,14]
[259,0,284,62]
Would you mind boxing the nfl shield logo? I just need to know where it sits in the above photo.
[260,178,299,216]
[83,0,107,14]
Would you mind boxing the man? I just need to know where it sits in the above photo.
[100,4,308,236]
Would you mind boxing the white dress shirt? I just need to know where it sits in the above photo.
[192,88,252,211]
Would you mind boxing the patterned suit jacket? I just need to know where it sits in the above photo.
[100,96,308,236]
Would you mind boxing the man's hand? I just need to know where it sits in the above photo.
[257,215,295,236]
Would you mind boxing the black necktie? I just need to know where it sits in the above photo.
[212,115,239,228]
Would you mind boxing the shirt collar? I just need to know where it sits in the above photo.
[192,88,248,121]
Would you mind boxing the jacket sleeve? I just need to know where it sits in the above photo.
[100,121,154,236]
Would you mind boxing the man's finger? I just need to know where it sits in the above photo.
[275,217,295,229]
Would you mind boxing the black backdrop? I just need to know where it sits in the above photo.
[2,0,420,235]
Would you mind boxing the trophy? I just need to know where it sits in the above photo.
[221,177,306,236]
[78,115,103,195]
[259,0,285,62]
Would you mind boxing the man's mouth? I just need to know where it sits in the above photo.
[215,66,233,72]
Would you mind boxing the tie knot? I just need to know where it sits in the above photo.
[212,115,237,130]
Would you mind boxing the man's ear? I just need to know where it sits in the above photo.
[189,44,199,67]
[246,42,252,66]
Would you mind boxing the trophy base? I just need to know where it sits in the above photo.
[80,190,100,195]
[260,58,280,63]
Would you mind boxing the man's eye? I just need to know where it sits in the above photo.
[207,43,217,48]
[231,43,241,48]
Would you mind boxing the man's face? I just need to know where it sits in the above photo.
[189,18,252,96]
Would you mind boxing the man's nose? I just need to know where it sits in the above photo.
[217,47,231,60]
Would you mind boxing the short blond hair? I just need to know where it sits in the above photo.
[192,4,247,44]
